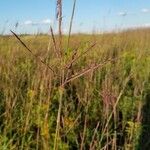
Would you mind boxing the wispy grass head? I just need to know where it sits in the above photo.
[56,0,62,20]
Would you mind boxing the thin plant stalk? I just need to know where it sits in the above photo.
[67,0,77,49]
[10,30,56,75]
[53,86,64,150]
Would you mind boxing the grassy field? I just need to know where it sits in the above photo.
[0,28,150,149]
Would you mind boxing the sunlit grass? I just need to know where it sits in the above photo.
[0,28,150,149]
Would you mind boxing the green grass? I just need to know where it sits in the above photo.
[0,28,150,149]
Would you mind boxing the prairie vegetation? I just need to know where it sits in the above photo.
[0,28,150,149]
[0,2,150,150]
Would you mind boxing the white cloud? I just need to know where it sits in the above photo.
[24,19,53,26]
[124,23,150,29]
[24,20,39,25]
[24,20,33,25]
[142,23,150,27]
[141,8,150,13]
[118,12,127,16]
[41,19,53,24]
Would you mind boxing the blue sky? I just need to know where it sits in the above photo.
[1,0,150,34]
